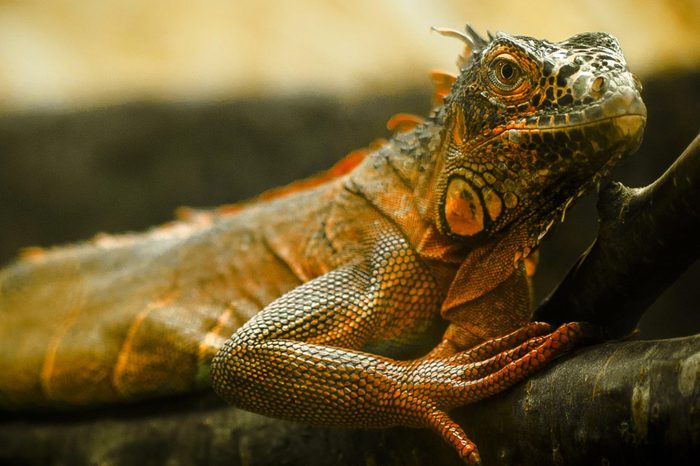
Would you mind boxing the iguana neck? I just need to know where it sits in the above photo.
[347,107,530,268]
[343,110,440,240]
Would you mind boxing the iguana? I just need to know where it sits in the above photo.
[0,26,646,464]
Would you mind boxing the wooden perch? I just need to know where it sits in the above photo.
[456,334,700,465]
[2,335,697,465]
[1,137,699,466]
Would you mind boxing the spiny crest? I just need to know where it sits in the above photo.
[431,24,493,67]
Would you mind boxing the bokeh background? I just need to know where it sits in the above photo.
[1,0,699,338]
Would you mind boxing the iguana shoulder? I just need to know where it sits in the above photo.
[0,165,359,406]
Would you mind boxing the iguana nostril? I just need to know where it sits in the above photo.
[591,76,606,94]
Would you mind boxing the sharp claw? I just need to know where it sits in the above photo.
[464,449,482,465]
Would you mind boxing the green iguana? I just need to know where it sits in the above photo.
[0,25,646,464]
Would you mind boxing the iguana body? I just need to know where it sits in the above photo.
[0,27,645,463]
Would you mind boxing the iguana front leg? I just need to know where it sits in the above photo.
[211,233,586,464]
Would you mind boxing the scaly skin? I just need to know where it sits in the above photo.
[0,26,645,463]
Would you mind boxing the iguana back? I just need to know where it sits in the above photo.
[0,182,344,407]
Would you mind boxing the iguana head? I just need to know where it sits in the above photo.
[434,26,646,249]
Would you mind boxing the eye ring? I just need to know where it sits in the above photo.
[487,56,524,92]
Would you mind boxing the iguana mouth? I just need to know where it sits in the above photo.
[467,107,646,159]
[610,113,647,140]
[505,112,647,146]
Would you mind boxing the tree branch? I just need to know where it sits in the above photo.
[456,334,700,465]
[2,335,697,465]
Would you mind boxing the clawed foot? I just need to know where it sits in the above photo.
[412,321,592,464]
[424,408,482,465]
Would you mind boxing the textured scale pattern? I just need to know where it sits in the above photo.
[0,25,646,465]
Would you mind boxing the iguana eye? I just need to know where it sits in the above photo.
[488,56,523,92]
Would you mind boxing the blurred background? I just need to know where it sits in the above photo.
[0,0,698,338]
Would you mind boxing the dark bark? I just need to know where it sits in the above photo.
[458,334,700,465]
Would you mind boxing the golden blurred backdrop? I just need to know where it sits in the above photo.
[0,0,699,113]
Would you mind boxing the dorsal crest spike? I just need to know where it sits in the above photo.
[432,24,492,68]
[430,26,475,48]
[463,24,490,50]
[430,70,457,107]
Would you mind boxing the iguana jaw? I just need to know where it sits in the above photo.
[517,92,647,245]
[524,111,646,250]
